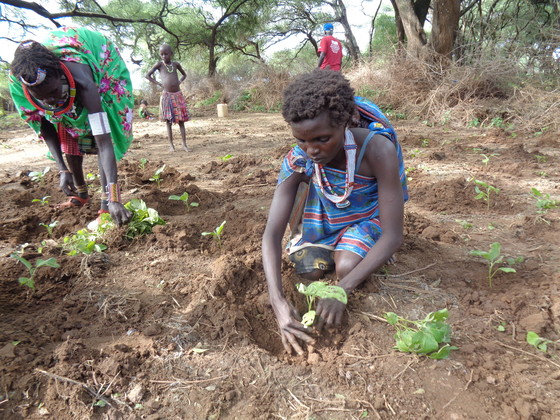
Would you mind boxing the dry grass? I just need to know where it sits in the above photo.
[347,54,559,133]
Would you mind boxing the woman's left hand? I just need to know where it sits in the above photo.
[315,298,346,330]
[108,201,132,226]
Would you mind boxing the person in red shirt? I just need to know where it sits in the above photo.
[318,23,343,71]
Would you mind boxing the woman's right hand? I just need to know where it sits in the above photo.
[59,171,77,196]
[273,299,315,355]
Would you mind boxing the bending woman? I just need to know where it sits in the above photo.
[9,27,134,225]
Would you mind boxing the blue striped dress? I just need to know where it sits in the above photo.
[278,129,408,258]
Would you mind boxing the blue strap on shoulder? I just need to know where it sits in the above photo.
[356,131,376,173]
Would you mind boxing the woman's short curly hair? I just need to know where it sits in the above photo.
[282,69,355,127]
[11,40,61,85]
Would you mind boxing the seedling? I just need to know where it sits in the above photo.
[123,199,166,239]
[480,153,499,166]
[32,195,51,206]
[455,219,473,229]
[296,281,347,327]
[471,178,499,209]
[409,148,422,158]
[496,322,506,332]
[85,172,98,181]
[39,221,58,237]
[420,138,430,147]
[530,188,559,213]
[9,253,60,289]
[534,154,547,163]
[219,154,233,162]
[29,167,50,183]
[469,242,520,287]
[384,309,458,359]
[202,220,226,249]
[526,331,554,352]
[63,227,108,255]
[168,192,199,212]
[149,164,166,187]
[139,158,148,169]
[468,118,481,128]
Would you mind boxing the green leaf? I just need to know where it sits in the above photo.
[497,325,506,332]
[498,267,516,273]
[94,399,107,407]
[384,312,399,325]
[410,330,439,354]
[428,345,459,359]
[315,285,347,304]
[426,308,449,322]
[488,242,502,261]
[10,254,32,271]
[422,322,451,343]
[394,329,414,352]
[18,277,35,289]
[301,310,316,327]
[35,258,60,269]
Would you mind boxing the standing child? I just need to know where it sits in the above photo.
[145,44,190,152]
[262,70,408,355]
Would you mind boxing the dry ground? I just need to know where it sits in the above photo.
[0,109,559,419]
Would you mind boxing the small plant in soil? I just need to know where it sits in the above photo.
[530,188,559,213]
[471,178,500,209]
[168,192,199,211]
[202,220,226,249]
[9,253,60,289]
[526,331,555,352]
[296,281,347,327]
[32,195,51,206]
[469,242,521,287]
[123,199,166,239]
[39,221,58,237]
[139,158,148,169]
[149,164,166,187]
[480,153,499,166]
[29,167,50,183]
[533,154,547,163]
[384,309,458,359]
[526,331,560,353]
[63,227,108,255]
[219,154,233,162]
[455,219,473,229]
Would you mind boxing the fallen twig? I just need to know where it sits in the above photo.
[373,263,437,278]
[494,341,560,368]
[35,369,114,408]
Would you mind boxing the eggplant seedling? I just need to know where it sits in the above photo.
[526,331,555,352]
[202,220,226,249]
[9,253,60,289]
[472,178,499,209]
[530,188,559,214]
[139,158,148,169]
[32,196,51,206]
[297,281,347,327]
[168,192,199,212]
[149,164,166,187]
[469,242,520,287]
[39,221,58,237]
[29,167,50,183]
[219,154,233,162]
[384,309,458,359]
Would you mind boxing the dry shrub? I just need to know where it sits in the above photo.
[347,53,558,133]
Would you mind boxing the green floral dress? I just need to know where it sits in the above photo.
[9,27,134,160]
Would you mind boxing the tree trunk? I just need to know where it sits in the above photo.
[393,0,427,58]
[328,0,361,62]
[429,0,461,58]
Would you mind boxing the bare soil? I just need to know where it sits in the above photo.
[0,110,559,420]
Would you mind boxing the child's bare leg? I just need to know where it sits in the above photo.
[179,121,189,151]
[166,121,175,152]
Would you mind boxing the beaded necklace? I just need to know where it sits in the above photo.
[313,129,357,208]
[163,62,174,73]
[23,62,77,117]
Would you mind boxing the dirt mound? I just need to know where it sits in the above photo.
[1,115,559,419]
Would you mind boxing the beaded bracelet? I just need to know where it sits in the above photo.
[107,183,121,203]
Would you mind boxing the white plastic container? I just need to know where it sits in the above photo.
[217,103,229,117]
